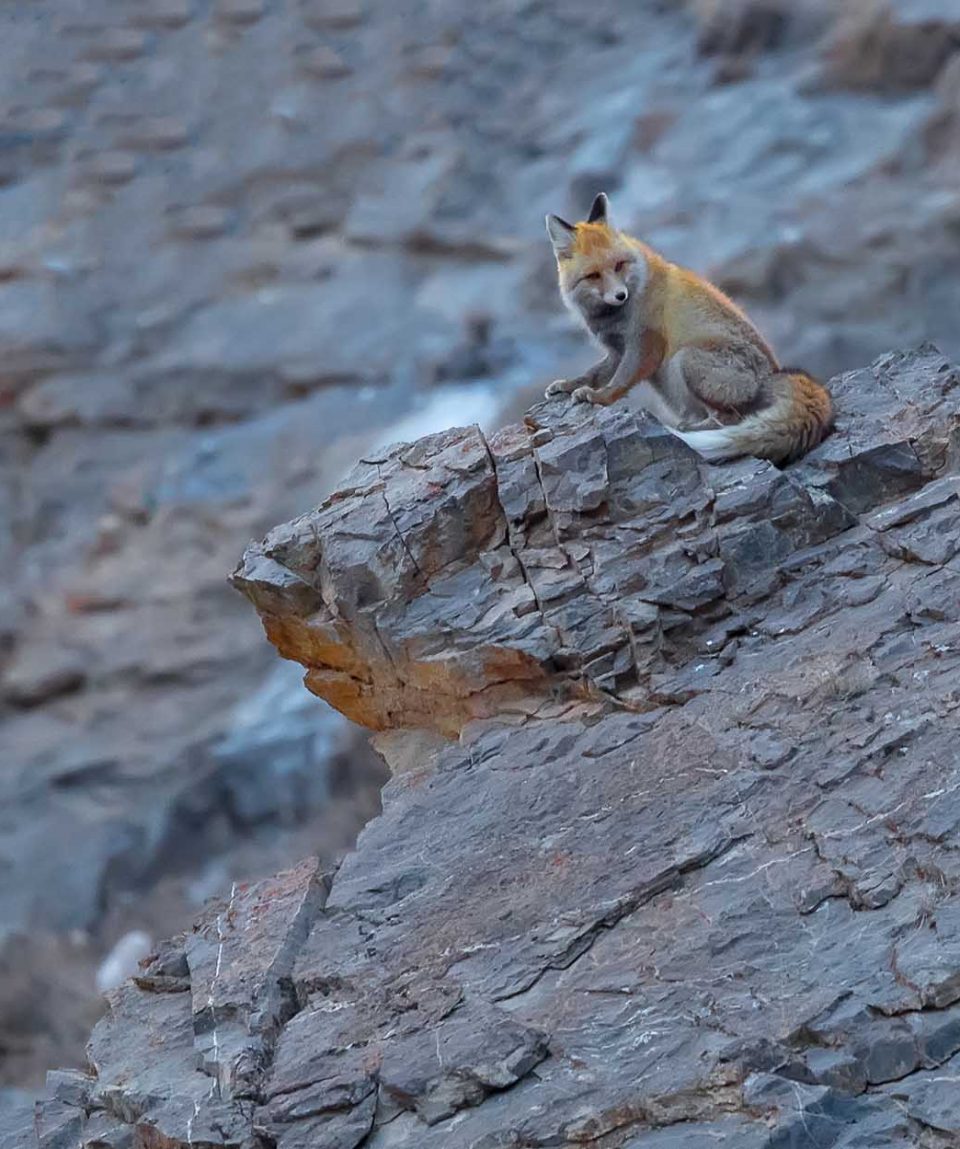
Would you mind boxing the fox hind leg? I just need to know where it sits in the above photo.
[674,345,767,417]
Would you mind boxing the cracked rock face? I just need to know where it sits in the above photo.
[33,345,960,1148]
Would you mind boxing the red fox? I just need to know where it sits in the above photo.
[545,193,833,464]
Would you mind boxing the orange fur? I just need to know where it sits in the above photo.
[550,211,834,464]
[565,221,622,261]
[781,370,835,458]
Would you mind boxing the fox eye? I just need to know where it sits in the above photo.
[615,260,629,273]
[585,272,601,282]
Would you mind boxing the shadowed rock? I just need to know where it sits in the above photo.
[36,345,960,1147]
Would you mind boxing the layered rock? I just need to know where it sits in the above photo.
[27,345,960,1147]
[233,344,960,736]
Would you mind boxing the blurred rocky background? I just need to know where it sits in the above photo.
[2,0,960,1103]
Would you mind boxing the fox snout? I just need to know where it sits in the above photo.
[598,268,630,307]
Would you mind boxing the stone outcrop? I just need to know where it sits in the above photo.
[27,345,960,1147]
[233,344,960,737]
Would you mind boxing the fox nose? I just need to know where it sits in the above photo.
[614,290,627,303]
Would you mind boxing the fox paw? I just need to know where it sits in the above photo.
[545,378,578,398]
[572,386,599,404]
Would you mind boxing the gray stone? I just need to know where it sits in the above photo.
[184,858,327,1094]
[623,1118,771,1147]
[0,281,98,383]
[0,1090,36,1149]
[895,903,960,1009]
[379,1001,547,1124]
[882,1050,960,1135]
[1,643,86,706]
[819,2,960,92]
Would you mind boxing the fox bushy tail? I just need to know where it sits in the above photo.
[671,370,833,465]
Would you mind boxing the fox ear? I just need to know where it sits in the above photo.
[545,214,576,256]
[587,192,610,225]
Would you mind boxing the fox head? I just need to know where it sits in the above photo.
[545,193,646,320]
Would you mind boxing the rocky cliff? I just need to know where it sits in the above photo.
[22,344,960,1148]
[7,0,960,1091]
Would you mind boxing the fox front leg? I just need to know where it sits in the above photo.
[545,352,618,398]
[574,331,666,406]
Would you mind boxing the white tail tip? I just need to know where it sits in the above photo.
[668,425,744,462]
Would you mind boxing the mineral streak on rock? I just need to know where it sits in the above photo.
[31,345,960,1148]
